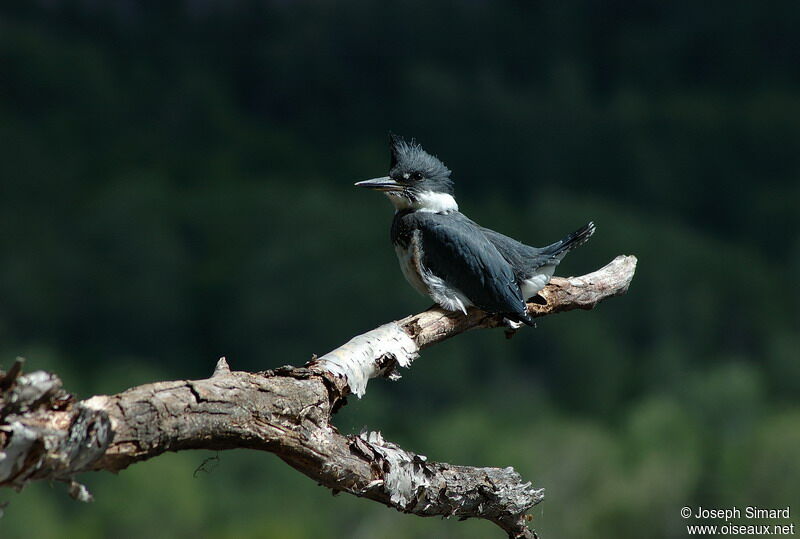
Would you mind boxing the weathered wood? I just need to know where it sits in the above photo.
[0,255,637,538]
[314,255,637,399]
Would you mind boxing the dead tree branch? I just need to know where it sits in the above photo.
[313,255,638,397]
[0,255,636,538]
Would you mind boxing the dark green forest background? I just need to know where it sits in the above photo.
[1,1,798,537]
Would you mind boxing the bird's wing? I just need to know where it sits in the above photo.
[477,227,552,276]
[411,213,529,319]
[479,221,595,277]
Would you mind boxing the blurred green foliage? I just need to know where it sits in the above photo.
[0,1,798,537]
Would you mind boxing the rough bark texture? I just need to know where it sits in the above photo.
[314,255,638,399]
[0,255,636,538]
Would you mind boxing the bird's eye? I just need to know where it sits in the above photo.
[411,172,423,181]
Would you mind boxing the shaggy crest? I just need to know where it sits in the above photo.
[388,134,454,194]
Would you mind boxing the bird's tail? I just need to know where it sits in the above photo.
[541,221,596,259]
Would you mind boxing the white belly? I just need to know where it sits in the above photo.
[520,265,556,299]
[395,243,429,297]
[394,240,473,315]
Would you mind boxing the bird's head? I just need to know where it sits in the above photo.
[355,134,458,213]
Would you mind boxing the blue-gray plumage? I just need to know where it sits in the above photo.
[356,134,595,327]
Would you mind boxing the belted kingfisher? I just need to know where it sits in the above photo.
[356,134,595,327]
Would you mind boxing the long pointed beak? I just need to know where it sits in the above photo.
[354,176,402,191]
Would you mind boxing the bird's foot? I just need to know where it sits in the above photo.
[503,318,524,330]
[503,317,524,339]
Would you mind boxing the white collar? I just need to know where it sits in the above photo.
[387,190,459,213]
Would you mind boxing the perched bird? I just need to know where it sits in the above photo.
[356,134,595,327]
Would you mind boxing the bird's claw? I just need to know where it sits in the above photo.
[503,318,524,330]
[503,317,524,339]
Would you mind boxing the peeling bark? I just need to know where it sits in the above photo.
[314,255,637,399]
[0,255,636,538]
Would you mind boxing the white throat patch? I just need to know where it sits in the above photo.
[386,190,459,213]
